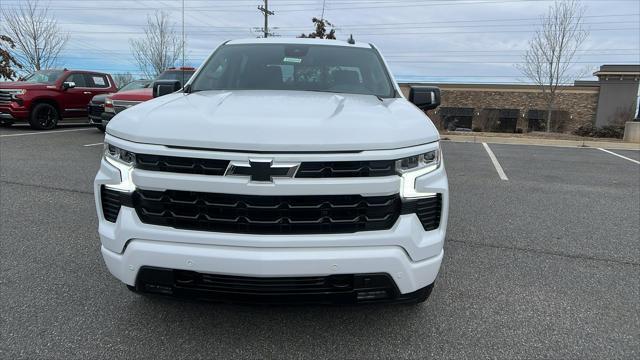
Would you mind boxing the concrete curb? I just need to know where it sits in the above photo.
[442,134,640,150]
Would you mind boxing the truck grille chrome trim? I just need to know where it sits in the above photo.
[113,100,142,113]
[133,153,396,178]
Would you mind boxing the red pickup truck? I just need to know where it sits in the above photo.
[0,69,117,129]
[103,67,195,123]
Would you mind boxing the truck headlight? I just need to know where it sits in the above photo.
[395,148,439,174]
[103,143,136,192]
[10,89,27,100]
[104,143,136,165]
[397,144,440,199]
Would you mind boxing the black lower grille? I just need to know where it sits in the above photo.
[133,189,401,234]
[401,194,442,231]
[135,267,417,304]
[101,186,122,222]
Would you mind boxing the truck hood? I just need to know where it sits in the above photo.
[107,90,439,152]
[110,88,153,101]
[0,82,55,90]
[90,93,113,104]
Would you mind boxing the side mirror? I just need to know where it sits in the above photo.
[152,80,181,98]
[62,81,76,90]
[409,86,441,110]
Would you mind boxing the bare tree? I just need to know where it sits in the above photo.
[113,73,134,88]
[1,0,69,72]
[130,11,184,79]
[1,35,22,80]
[516,0,588,132]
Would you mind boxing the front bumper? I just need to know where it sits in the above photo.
[95,136,449,298]
[103,240,443,297]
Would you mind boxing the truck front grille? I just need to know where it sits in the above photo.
[0,91,13,104]
[132,153,397,178]
[296,160,395,178]
[136,154,230,176]
[113,100,141,114]
[133,189,401,234]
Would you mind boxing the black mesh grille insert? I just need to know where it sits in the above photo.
[135,154,230,176]
[133,189,401,234]
[415,195,442,231]
[101,186,122,222]
[135,267,404,304]
[296,160,396,178]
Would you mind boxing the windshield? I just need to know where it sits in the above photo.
[191,44,395,98]
[157,70,195,84]
[21,70,65,84]
[118,80,151,92]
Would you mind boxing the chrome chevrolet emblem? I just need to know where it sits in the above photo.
[226,159,299,182]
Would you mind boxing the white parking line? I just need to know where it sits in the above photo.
[598,148,640,165]
[482,142,509,181]
[83,142,103,147]
[0,128,93,138]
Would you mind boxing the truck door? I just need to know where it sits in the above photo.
[60,73,94,118]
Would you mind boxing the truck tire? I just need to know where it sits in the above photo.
[96,124,106,132]
[29,103,59,130]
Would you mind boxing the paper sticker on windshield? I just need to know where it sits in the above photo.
[283,57,302,63]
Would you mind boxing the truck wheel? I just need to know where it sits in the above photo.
[0,120,13,127]
[29,103,59,130]
[96,124,106,132]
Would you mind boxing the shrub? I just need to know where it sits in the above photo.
[572,124,624,139]
[594,125,625,139]
[572,124,596,137]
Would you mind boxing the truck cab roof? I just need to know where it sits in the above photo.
[226,37,373,49]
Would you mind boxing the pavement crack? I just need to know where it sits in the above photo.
[0,180,93,195]
[446,238,640,267]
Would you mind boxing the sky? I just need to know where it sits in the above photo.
[1,0,639,84]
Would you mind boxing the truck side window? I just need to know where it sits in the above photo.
[87,74,110,88]
[66,73,87,87]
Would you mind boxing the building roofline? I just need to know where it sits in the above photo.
[397,82,599,91]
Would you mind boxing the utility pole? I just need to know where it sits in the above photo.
[257,0,274,38]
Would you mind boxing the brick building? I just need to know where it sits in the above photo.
[399,64,640,133]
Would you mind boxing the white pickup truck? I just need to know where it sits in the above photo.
[95,38,448,304]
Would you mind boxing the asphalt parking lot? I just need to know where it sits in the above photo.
[1,124,639,359]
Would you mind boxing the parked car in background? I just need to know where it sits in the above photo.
[88,79,151,131]
[102,67,196,126]
[0,69,117,129]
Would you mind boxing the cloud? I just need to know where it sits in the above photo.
[3,0,638,83]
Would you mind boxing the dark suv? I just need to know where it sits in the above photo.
[0,69,117,129]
